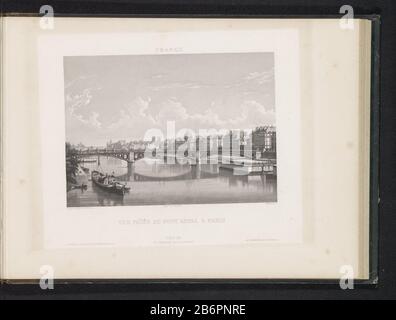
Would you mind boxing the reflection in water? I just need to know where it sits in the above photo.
[67,156,277,207]
[92,183,125,206]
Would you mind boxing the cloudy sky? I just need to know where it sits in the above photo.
[64,52,275,146]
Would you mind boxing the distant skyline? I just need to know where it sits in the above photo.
[64,52,275,146]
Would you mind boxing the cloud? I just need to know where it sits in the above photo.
[238,100,275,128]
[191,100,274,129]
[146,68,274,94]
[64,75,97,89]
[187,99,275,130]
[243,69,274,84]
[107,97,156,130]
[77,112,102,128]
[224,69,274,89]
[67,110,102,129]
[65,82,103,129]
[151,73,166,79]
[108,97,275,136]
[66,88,94,115]
[155,98,189,124]
[189,109,226,127]
[149,82,207,91]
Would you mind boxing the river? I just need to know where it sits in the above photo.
[67,156,277,207]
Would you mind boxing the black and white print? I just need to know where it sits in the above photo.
[64,53,277,207]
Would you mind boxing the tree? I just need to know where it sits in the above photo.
[65,142,79,187]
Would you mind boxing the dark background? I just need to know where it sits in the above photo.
[0,0,395,300]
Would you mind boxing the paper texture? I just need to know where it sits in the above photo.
[1,17,371,279]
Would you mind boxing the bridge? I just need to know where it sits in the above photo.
[74,146,277,176]
[75,148,146,163]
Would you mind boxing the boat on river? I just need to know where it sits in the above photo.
[91,170,130,195]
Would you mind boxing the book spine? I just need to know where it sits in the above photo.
[0,16,4,282]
